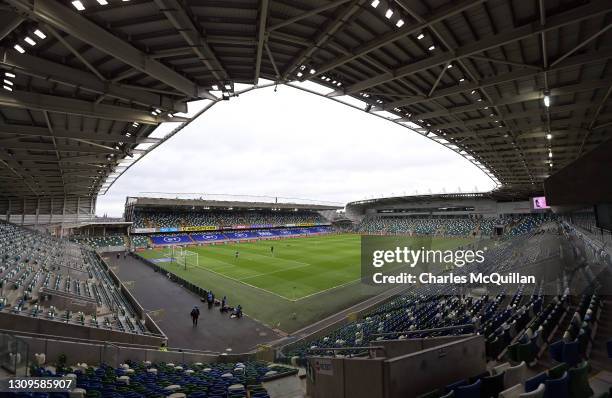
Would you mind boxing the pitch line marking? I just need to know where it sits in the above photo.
[191,255,314,297]
[192,255,269,280]
[155,234,363,301]
[291,277,362,302]
[173,255,294,301]
[238,263,312,281]
[209,244,312,267]
[171,253,355,302]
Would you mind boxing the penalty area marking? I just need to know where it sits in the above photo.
[166,253,362,302]
[172,255,294,301]
[238,263,312,281]
[292,277,362,302]
[208,244,312,268]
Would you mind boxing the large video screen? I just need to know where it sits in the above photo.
[532,196,550,210]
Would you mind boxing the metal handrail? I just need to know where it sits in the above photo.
[370,323,475,337]
[307,346,385,352]
[307,345,387,358]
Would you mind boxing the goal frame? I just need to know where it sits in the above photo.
[164,245,199,267]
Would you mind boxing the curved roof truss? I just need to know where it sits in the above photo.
[0,0,609,199]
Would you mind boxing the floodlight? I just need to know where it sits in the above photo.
[72,1,85,10]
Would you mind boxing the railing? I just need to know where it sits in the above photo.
[307,345,386,358]
[135,255,211,302]
[574,224,612,250]
[370,324,476,338]
[0,328,158,350]
[94,245,126,253]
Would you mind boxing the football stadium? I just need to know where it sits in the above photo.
[1,0,612,397]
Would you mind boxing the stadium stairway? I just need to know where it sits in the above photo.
[262,368,307,398]
[587,304,612,373]
[536,301,575,369]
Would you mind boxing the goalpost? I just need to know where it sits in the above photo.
[164,245,199,267]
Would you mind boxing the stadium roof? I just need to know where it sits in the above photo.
[0,0,610,199]
[126,196,342,211]
[346,186,541,210]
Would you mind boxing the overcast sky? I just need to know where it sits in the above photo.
[96,83,496,216]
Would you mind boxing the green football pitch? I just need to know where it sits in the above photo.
[139,233,473,332]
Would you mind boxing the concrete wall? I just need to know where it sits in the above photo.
[307,335,486,398]
[384,335,486,398]
[307,357,348,398]
[346,357,385,398]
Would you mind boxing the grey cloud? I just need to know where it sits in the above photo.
[97,86,495,216]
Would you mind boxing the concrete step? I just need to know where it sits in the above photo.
[589,301,612,372]
[263,369,307,398]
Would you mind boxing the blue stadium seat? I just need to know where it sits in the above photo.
[524,373,548,393]
[454,379,481,398]
[543,372,569,398]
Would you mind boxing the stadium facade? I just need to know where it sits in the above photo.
[346,191,535,220]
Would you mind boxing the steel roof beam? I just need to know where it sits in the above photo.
[267,0,352,32]
[378,47,612,109]
[478,143,594,156]
[281,0,366,80]
[0,154,109,165]
[153,0,227,83]
[150,47,194,59]
[340,0,611,94]
[7,0,212,99]
[429,101,597,130]
[449,117,608,139]
[411,79,612,120]
[1,49,187,113]
[577,83,612,157]
[0,124,160,144]
[310,0,487,79]
[551,23,612,68]
[466,55,542,70]
[0,139,122,154]
[254,0,270,84]
[0,90,183,124]
[207,35,257,46]
[0,10,23,41]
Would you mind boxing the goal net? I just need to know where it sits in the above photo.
[164,245,199,267]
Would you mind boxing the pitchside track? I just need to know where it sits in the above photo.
[139,234,473,332]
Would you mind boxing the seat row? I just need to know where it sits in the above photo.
[418,360,604,398]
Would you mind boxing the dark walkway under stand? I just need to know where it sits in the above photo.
[105,253,280,353]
